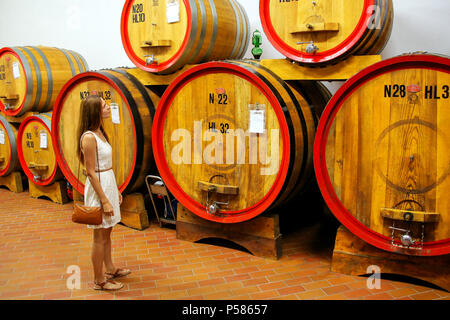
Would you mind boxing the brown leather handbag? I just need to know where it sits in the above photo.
[72,134,103,225]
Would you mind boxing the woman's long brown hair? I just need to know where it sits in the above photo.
[77,95,109,164]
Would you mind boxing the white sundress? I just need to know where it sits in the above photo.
[80,131,121,229]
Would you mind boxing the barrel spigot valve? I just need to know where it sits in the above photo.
[297,41,319,54]
[207,201,229,215]
[144,54,158,65]
[389,226,416,247]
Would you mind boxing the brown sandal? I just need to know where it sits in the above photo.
[93,279,124,291]
[105,268,131,280]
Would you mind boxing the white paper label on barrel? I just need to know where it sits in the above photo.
[249,109,266,134]
[0,130,4,145]
[40,132,48,149]
[12,62,20,79]
[110,103,121,124]
[166,0,180,23]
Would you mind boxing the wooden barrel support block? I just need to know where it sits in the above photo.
[315,53,450,256]
[118,56,383,86]
[153,61,331,223]
[176,203,282,260]
[29,180,69,204]
[332,226,450,292]
[52,68,160,195]
[121,0,250,74]
[0,171,25,193]
[119,193,149,230]
[0,46,88,116]
[17,112,63,186]
[260,0,393,66]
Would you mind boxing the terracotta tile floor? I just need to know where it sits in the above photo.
[0,188,448,300]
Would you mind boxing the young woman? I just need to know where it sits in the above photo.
[77,95,131,291]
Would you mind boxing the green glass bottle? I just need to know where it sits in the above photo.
[251,30,263,60]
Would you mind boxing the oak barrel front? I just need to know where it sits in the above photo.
[152,61,330,223]
[17,113,63,186]
[0,114,20,177]
[51,69,159,194]
[0,46,88,117]
[121,0,250,74]
[314,53,450,256]
[259,0,393,66]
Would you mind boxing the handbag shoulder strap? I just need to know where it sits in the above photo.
[76,131,100,193]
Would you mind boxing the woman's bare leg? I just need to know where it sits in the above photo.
[102,227,116,274]
[92,229,106,283]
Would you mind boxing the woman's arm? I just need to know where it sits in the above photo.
[81,134,114,215]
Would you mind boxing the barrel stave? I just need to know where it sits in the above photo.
[231,61,313,208]
[0,46,88,116]
[260,0,393,66]
[364,0,394,55]
[153,61,330,223]
[100,69,158,192]
[0,115,20,176]
[0,50,29,114]
[121,0,249,74]
[17,113,62,185]
[315,53,450,256]
[52,69,158,195]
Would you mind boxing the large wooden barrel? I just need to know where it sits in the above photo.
[0,46,88,117]
[121,0,250,74]
[17,112,63,186]
[0,114,20,176]
[152,61,330,223]
[314,53,450,256]
[51,69,159,194]
[260,0,394,66]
